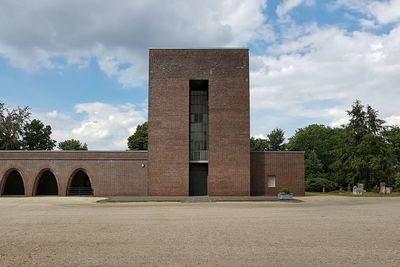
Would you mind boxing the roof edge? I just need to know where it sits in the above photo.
[251,151,305,154]
[149,47,248,50]
[0,150,148,153]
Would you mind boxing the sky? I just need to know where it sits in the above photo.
[1,0,400,150]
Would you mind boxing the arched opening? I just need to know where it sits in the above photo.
[67,170,93,196]
[35,170,58,196]
[2,170,25,196]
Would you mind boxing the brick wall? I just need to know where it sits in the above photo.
[0,150,305,197]
[208,51,250,196]
[0,49,304,198]
[250,152,305,196]
[148,49,250,196]
[0,151,148,197]
[148,50,190,196]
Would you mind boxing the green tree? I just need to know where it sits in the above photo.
[332,100,396,190]
[250,128,285,151]
[305,150,324,179]
[0,103,31,150]
[385,126,400,165]
[394,172,400,191]
[128,122,148,150]
[22,119,56,150]
[267,128,286,151]
[58,139,88,150]
[287,124,345,172]
[304,150,337,191]
[287,124,344,190]
[250,137,268,151]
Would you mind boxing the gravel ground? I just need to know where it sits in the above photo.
[0,196,399,266]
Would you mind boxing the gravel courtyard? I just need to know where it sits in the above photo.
[0,196,399,266]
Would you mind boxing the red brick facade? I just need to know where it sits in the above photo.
[148,49,250,196]
[0,49,305,198]
[148,50,190,196]
[0,150,304,197]
[251,152,305,196]
[0,151,148,196]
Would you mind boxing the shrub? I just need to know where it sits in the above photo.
[279,188,291,194]
[306,177,337,192]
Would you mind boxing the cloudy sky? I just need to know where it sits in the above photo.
[1,0,400,149]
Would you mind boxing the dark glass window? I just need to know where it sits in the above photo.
[190,80,208,161]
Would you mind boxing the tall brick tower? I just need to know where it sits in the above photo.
[148,49,250,196]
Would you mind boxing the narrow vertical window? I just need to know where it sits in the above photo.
[189,80,208,162]
[189,80,208,196]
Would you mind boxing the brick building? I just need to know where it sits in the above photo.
[0,49,304,197]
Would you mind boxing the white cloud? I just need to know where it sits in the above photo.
[253,133,267,139]
[36,102,146,150]
[0,0,267,87]
[385,116,400,126]
[359,18,379,29]
[46,110,58,118]
[250,24,400,130]
[276,0,303,17]
[333,0,374,13]
[368,0,400,25]
[4,0,400,143]
[335,0,400,25]
[97,56,145,88]
[327,108,348,128]
[276,0,315,18]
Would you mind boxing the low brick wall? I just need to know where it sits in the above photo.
[250,152,305,196]
[1,151,304,197]
[0,151,148,197]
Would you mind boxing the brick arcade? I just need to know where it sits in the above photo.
[0,49,304,197]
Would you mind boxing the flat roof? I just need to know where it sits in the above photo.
[251,151,305,154]
[149,47,248,50]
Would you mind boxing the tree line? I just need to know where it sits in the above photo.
[250,100,400,192]
[0,103,87,150]
[3,100,400,192]
[129,100,400,192]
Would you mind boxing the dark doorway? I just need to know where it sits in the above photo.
[35,170,58,196]
[189,163,208,196]
[2,170,24,195]
[67,170,93,196]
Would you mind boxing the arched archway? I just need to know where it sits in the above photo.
[1,170,25,196]
[67,170,93,196]
[34,170,59,196]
